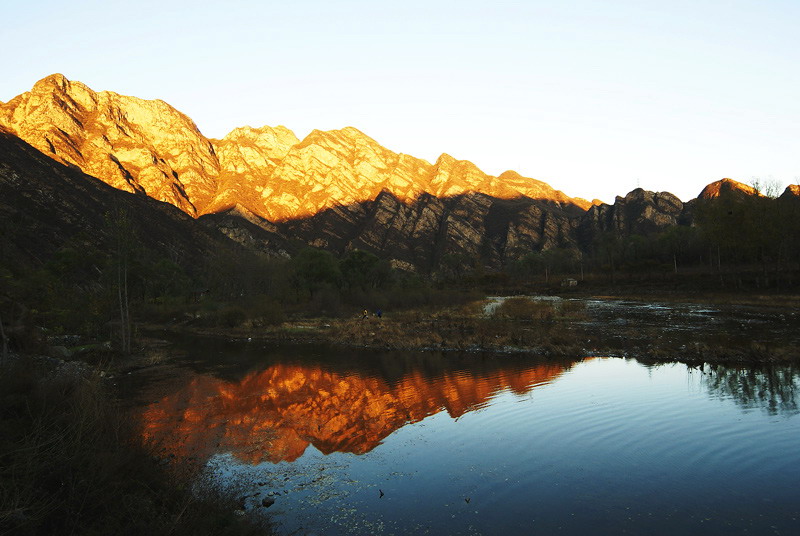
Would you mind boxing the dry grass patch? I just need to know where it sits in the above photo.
[321,301,585,355]
[494,297,556,322]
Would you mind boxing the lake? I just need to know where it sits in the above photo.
[131,333,800,535]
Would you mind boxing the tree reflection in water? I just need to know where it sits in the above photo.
[697,363,800,415]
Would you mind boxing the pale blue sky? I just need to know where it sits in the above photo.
[2,0,798,202]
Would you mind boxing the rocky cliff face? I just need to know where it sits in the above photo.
[580,188,685,239]
[199,191,583,273]
[2,74,754,272]
[208,125,593,221]
[0,74,591,225]
[0,127,240,270]
[0,74,219,216]
[207,125,300,217]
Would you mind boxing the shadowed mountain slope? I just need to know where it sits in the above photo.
[3,120,755,276]
[0,127,241,272]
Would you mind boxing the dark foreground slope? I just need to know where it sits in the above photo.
[0,128,270,351]
[0,129,267,535]
[0,127,240,271]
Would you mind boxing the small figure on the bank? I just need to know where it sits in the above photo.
[375,309,382,319]
[362,309,369,320]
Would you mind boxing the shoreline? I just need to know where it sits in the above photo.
[11,292,796,378]
[138,292,800,366]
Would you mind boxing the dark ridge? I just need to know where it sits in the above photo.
[2,127,716,276]
[0,127,241,273]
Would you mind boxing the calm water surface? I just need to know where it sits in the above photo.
[135,337,800,535]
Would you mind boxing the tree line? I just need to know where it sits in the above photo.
[503,184,800,290]
[0,216,477,354]
[2,184,799,355]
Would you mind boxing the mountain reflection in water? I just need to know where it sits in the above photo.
[141,357,576,465]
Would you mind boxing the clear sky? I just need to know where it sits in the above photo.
[2,0,798,203]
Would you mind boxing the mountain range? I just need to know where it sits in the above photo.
[0,74,595,220]
[2,74,795,273]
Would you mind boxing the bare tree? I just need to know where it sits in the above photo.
[750,176,783,198]
[107,207,133,354]
[0,315,8,364]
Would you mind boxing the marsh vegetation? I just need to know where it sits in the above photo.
[0,356,269,535]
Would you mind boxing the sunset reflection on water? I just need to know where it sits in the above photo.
[140,358,576,465]
[130,344,800,535]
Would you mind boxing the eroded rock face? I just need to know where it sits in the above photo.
[207,125,300,216]
[266,191,582,272]
[0,127,240,272]
[580,188,684,240]
[502,202,579,258]
[0,75,591,225]
[4,74,747,272]
[0,74,219,216]
[225,127,592,222]
[698,178,760,200]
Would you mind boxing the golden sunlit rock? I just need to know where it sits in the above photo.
[698,178,760,199]
[0,74,591,223]
[781,184,800,199]
[0,74,219,216]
